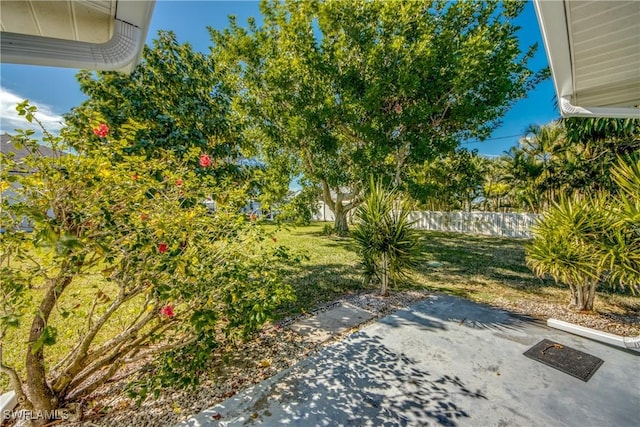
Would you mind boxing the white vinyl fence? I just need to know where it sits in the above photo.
[408,211,540,238]
[312,202,540,239]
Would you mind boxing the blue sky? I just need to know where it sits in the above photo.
[0,0,559,157]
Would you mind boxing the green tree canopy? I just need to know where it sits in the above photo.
[493,118,640,213]
[211,0,545,231]
[408,149,487,211]
[65,31,244,182]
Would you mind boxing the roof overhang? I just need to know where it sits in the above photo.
[534,0,640,118]
[0,0,155,73]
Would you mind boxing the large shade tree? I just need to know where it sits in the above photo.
[211,0,545,232]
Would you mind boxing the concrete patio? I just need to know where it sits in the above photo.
[179,294,640,426]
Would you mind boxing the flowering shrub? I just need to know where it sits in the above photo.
[0,103,294,420]
[199,154,212,168]
[160,305,175,318]
[92,123,109,138]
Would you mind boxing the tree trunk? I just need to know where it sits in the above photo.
[380,252,389,296]
[569,282,596,311]
[320,179,357,234]
[25,272,76,419]
[26,313,59,417]
[333,207,349,234]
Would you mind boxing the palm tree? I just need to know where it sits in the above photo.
[522,122,565,209]
[352,178,421,295]
[527,155,640,311]
[602,156,640,292]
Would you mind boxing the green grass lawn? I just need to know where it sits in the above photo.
[269,222,638,317]
[0,268,150,393]
[2,221,638,393]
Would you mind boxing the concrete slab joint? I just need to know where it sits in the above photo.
[288,302,375,343]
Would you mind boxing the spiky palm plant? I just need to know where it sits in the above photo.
[526,194,606,311]
[602,155,640,292]
[527,155,640,310]
[352,178,421,295]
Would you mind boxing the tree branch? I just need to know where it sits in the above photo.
[0,344,34,411]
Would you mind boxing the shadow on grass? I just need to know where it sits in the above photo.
[413,231,560,293]
[276,263,371,318]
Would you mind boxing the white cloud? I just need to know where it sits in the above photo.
[0,87,65,136]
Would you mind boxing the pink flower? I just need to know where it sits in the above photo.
[93,123,109,138]
[160,304,174,317]
[199,154,212,168]
[158,242,168,253]
[176,179,183,186]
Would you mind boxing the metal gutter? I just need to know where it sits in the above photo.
[0,1,155,73]
[560,97,640,119]
[0,391,17,420]
[533,0,640,119]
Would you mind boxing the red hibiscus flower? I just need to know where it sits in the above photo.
[160,304,174,318]
[158,242,168,253]
[93,123,109,138]
[132,173,139,180]
[176,179,183,186]
[199,154,212,168]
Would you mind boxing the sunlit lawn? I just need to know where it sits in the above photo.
[0,267,148,393]
[3,221,638,393]
[269,222,639,318]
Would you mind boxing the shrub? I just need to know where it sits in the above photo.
[351,178,420,295]
[526,195,605,310]
[527,155,639,311]
[277,185,320,226]
[0,103,293,421]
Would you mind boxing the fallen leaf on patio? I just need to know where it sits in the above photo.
[259,359,271,368]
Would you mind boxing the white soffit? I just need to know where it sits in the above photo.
[534,0,640,118]
[0,0,155,73]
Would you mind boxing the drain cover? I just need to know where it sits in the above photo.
[524,339,604,382]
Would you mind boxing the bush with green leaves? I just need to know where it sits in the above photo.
[276,185,320,226]
[0,103,294,422]
[604,156,640,290]
[527,156,639,311]
[352,179,421,295]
